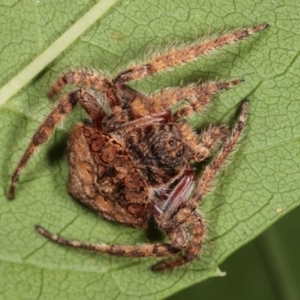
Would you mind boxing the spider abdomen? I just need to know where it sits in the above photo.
[67,123,151,228]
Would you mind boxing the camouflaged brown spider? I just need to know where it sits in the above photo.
[8,23,267,271]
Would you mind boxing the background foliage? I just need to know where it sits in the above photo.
[0,0,299,299]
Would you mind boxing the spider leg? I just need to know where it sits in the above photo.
[152,211,205,271]
[199,124,229,152]
[164,100,249,231]
[8,88,106,199]
[128,79,242,118]
[113,23,267,86]
[152,100,248,271]
[47,70,120,107]
[175,121,229,164]
[35,225,180,257]
[172,79,243,120]
[190,99,249,206]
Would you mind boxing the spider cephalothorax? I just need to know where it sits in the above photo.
[8,23,267,271]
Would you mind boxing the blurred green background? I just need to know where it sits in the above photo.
[169,205,300,300]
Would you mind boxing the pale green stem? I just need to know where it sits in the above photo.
[0,0,119,106]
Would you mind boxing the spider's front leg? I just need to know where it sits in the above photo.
[8,88,107,199]
[128,79,243,118]
[153,100,249,271]
[113,24,267,87]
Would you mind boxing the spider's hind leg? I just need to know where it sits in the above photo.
[191,99,249,204]
[36,225,180,258]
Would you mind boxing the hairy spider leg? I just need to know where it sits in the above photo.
[191,99,249,206]
[153,211,205,272]
[35,225,180,257]
[128,79,243,118]
[152,100,249,271]
[161,100,249,230]
[196,124,229,159]
[47,69,158,115]
[113,23,268,87]
[47,70,120,107]
[172,79,243,119]
[8,89,106,199]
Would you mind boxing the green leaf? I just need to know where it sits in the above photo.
[0,0,299,299]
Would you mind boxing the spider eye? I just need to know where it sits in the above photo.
[168,140,175,146]
[176,150,183,157]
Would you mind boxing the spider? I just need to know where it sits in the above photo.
[8,23,267,271]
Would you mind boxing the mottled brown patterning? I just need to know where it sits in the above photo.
[8,23,267,271]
